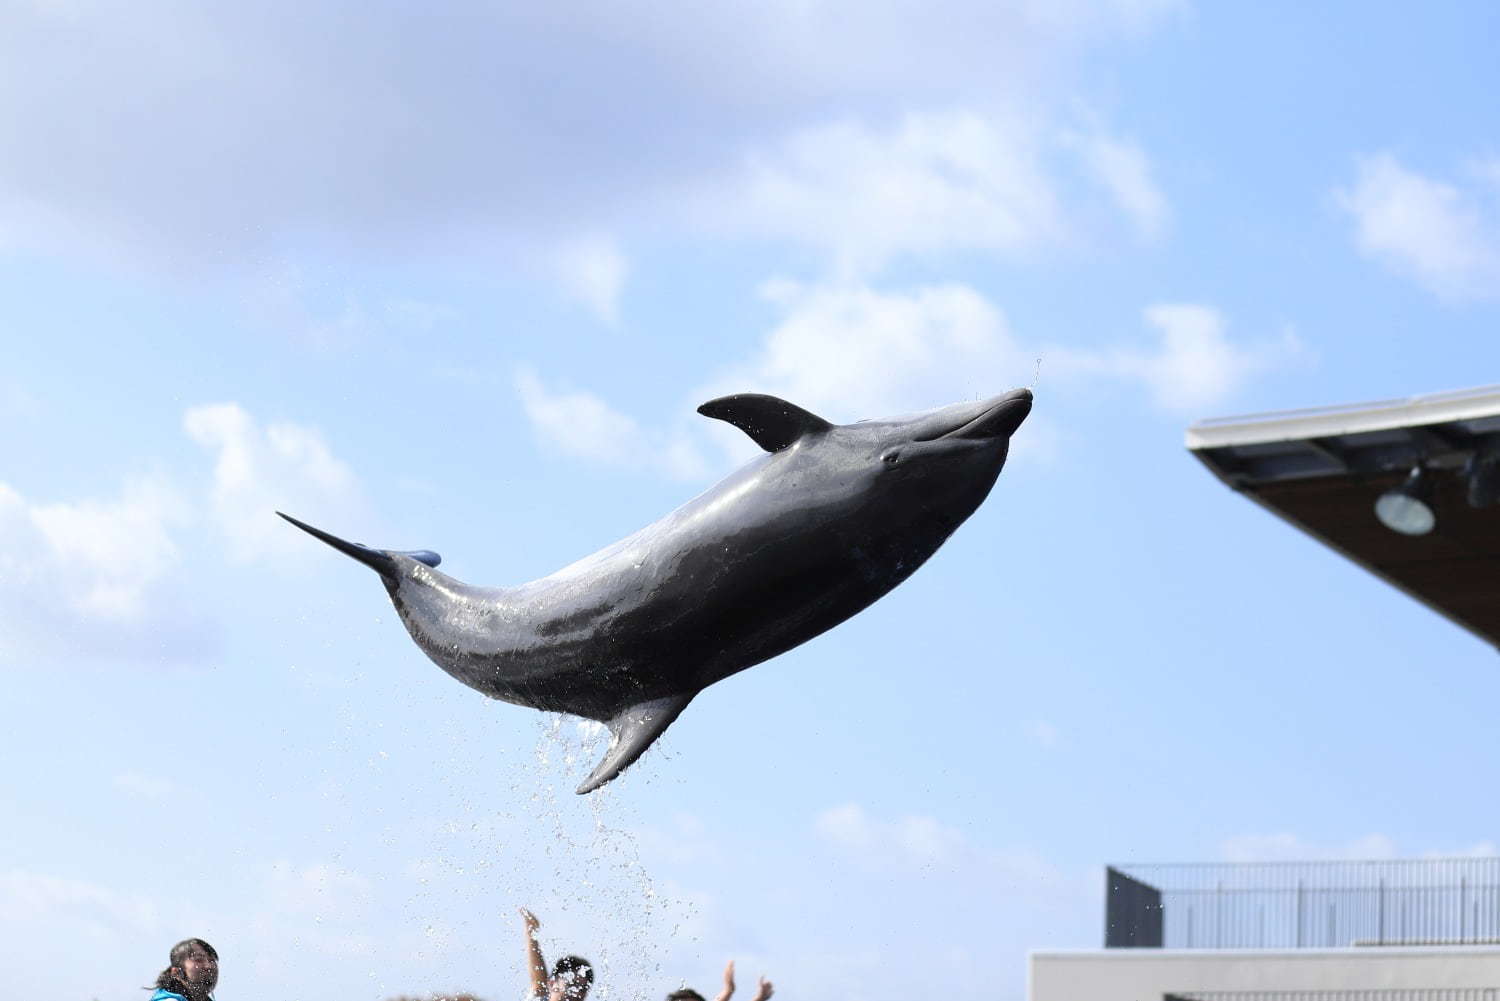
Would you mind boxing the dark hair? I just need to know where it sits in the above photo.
[552,955,594,987]
[149,938,218,997]
[666,991,706,1001]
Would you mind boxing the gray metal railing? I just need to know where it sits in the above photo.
[1106,858,1500,949]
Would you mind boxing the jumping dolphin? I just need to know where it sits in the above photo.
[281,387,1031,794]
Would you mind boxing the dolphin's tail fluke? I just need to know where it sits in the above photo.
[576,692,696,794]
[278,512,402,585]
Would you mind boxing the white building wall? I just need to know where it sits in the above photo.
[1029,946,1500,1001]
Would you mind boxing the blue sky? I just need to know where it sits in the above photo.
[4,2,1500,999]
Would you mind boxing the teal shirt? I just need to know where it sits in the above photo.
[150,990,212,1001]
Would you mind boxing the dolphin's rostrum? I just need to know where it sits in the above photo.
[282,387,1032,794]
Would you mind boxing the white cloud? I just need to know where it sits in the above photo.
[0,2,1182,273]
[0,378,41,420]
[183,403,361,563]
[1423,840,1499,859]
[0,868,160,941]
[1023,718,1062,748]
[707,279,1032,425]
[0,402,361,664]
[235,260,460,349]
[1226,834,1500,863]
[515,279,1052,476]
[802,796,1093,1001]
[635,812,725,867]
[0,476,212,663]
[262,860,373,919]
[708,285,1294,428]
[1132,304,1303,413]
[814,802,968,868]
[1051,303,1306,414]
[246,861,378,957]
[1221,832,1399,863]
[1024,0,1188,34]
[514,367,655,463]
[23,477,186,620]
[1066,129,1169,241]
[1336,152,1500,302]
[518,284,1302,479]
[383,297,458,334]
[549,234,629,326]
[0,860,378,999]
[710,111,1067,274]
[113,771,176,801]
[513,367,710,480]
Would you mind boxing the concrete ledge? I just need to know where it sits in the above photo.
[1029,946,1500,1001]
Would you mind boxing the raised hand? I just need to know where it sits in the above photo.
[714,959,736,1001]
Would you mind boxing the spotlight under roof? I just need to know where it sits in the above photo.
[1374,466,1435,536]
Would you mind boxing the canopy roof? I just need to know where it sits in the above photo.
[1187,385,1500,649]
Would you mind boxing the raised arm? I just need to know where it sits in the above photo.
[750,975,773,1001]
[713,959,735,1001]
[520,908,548,999]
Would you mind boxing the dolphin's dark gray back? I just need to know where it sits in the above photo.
[282,386,1032,793]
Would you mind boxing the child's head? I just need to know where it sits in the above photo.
[547,955,594,1001]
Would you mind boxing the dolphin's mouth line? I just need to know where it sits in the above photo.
[914,395,1032,443]
[942,399,1015,440]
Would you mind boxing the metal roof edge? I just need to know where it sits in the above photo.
[1185,385,1500,451]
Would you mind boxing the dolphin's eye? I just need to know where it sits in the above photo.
[882,449,901,465]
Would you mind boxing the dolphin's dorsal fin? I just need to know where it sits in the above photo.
[576,692,696,794]
[697,394,833,452]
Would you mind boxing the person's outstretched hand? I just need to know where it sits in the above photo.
[520,908,540,936]
[751,976,773,1001]
[714,959,736,1001]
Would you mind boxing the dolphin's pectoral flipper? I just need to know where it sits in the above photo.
[575,692,697,795]
[697,394,833,452]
